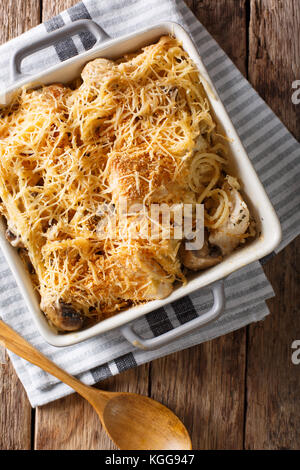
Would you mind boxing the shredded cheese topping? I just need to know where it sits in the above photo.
[0,36,253,330]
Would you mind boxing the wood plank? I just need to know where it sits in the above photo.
[42,0,80,21]
[35,366,150,450]
[184,0,194,10]
[150,332,247,450]
[150,0,248,450]
[245,243,300,449]
[248,0,300,138]
[0,0,41,450]
[192,0,248,74]
[0,0,41,42]
[246,0,300,450]
[0,351,32,450]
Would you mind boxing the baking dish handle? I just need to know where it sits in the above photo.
[10,19,110,82]
[120,280,225,350]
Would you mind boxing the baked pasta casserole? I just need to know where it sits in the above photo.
[0,37,255,331]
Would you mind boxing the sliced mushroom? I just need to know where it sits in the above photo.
[179,237,222,271]
[18,248,35,275]
[42,300,84,332]
[5,229,24,248]
[209,180,250,256]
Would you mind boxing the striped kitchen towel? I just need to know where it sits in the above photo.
[0,0,299,407]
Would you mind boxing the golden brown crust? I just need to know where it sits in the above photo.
[0,36,254,331]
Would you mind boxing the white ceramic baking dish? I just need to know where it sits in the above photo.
[0,20,281,348]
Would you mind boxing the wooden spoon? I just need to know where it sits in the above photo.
[0,320,192,450]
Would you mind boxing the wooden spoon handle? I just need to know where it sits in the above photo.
[0,319,91,399]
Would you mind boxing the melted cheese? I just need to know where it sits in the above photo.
[0,36,253,324]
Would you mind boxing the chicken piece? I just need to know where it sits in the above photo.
[113,251,174,302]
[81,58,116,86]
[106,150,194,208]
[209,181,250,256]
[179,228,222,271]
[107,151,174,204]
[134,255,173,300]
[179,238,222,271]
[42,300,84,332]
[41,250,174,332]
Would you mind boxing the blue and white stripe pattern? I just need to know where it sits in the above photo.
[0,0,299,407]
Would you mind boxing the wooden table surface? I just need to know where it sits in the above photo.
[0,0,299,450]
